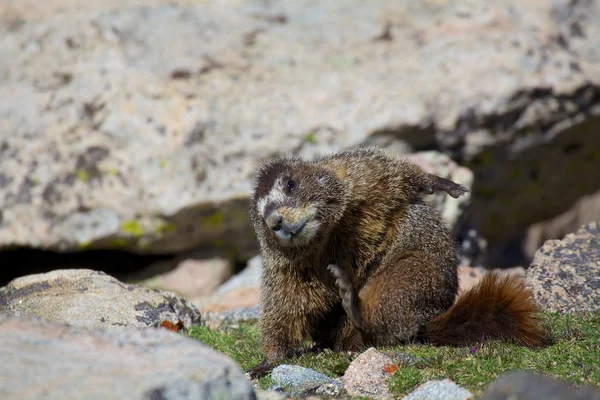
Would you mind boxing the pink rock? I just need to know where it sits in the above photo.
[156,257,232,299]
[194,256,262,314]
[343,347,397,399]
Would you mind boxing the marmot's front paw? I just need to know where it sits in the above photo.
[327,264,364,330]
[247,358,274,379]
[421,175,469,199]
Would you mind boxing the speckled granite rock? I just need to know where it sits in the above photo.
[524,222,600,314]
[402,379,473,400]
[0,314,255,400]
[271,364,344,398]
[343,347,397,399]
[481,371,600,400]
[0,269,201,329]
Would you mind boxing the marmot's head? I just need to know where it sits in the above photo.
[250,157,347,248]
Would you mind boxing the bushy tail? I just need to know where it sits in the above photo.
[426,272,549,348]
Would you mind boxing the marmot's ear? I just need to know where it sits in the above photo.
[418,175,469,199]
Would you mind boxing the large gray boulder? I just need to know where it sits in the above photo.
[1,0,599,257]
[0,269,201,329]
[0,314,256,400]
[524,222,600,314]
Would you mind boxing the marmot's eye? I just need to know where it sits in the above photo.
[286,179,296,191]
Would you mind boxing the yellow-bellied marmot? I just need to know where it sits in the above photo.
[247,146,547,378]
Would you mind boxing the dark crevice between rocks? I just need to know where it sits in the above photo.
[444,83,600,164]
[364,124,438,153]
[0,248,175,287]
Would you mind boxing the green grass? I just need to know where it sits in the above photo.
[185,311,600,398]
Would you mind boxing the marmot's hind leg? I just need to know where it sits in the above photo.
[330,250,458,351]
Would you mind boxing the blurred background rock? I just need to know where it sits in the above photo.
[0,0,599,300]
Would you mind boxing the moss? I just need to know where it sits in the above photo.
[154,221,176,235]
[106,167,118,176]
[77,240,92,250]
[121,220,143,237]
[212,239,225,248]
[304,132,318,144]
[159,159,168,169]
[109,238,129,247]
[76,168,89,182]
[200,211,225,229]
[230,209,248,224]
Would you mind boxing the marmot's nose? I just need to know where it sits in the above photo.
[265,211,283,232]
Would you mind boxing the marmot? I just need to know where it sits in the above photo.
[247,146,547,378]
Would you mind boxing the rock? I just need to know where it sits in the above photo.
[343,347,397,399]
[387,352,428,369]
[525,188,600,260]
[457,266,486,294]
[315,382,345,397]
[195,255,262,314]
[402,379,475,400]
[0,314,255,400]
[402,379,473,400]
[523,222,600,314]
[480,371,600,400]
[0,269,201,329]
[254,388,287,400]
[271,364,344,398]
[203,306,261,331]
[140,256,232,299]
[457,228,489,267]
[1,0,600,261]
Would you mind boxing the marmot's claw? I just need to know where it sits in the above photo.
[247,359,274,379]
[327,264,364,331]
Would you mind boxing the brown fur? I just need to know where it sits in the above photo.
[247,146,548,378]
[427,272,549,348]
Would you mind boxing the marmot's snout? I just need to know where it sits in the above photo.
[265,211,283,231]
[262,204,320,246]
[264,207,308,242]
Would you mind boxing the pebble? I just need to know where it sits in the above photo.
[402,379,473,400]
[271,364,343,397]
